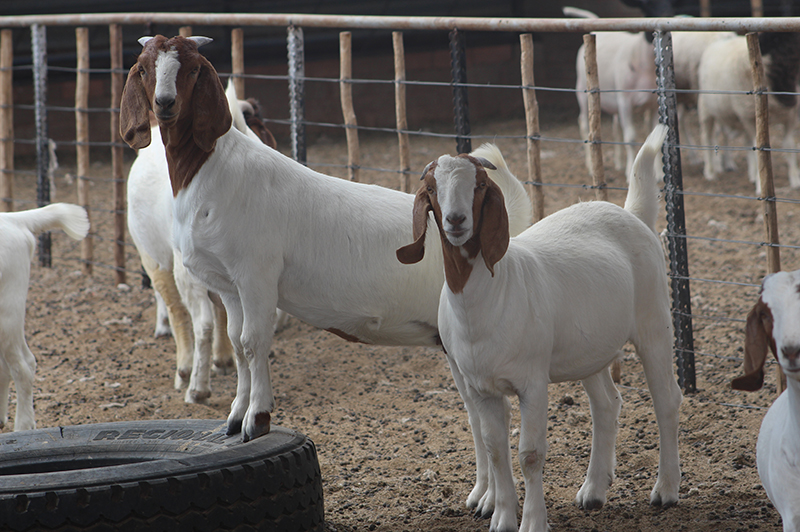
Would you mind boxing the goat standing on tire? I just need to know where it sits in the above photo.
[118,35,532,442]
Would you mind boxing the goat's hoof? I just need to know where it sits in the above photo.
[212,360,235,376]
[226,418,243,436]
[578,497,605,511]
[650,492,679,508]
[174,371,190,390]
[242,411,271,443]
[186,389,211,404]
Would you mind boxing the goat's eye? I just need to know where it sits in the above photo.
[426,186,435,195]
[138,65,146,76]
[477,182,487,190]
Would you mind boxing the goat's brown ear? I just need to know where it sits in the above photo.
[731,302,771,391]
[397,187,432,265]
[120,63,152,149]
[478,179,509,275]
[191,56,232,152]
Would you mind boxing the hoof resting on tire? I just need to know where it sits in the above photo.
[243,412,271,442]
[227,418,243,436]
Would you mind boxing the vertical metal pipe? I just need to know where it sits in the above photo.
[110,23,125,285]
[32,23,51,267]
[287,25,306,164]
[449,28,471,154]
[655,30,696,393]
[0,29,13,213]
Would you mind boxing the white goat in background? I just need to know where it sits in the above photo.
[0,203,89,431]
[397,124,682,532]
[567,7,657,177]
[119,35,532,442]
[698,33,800,193]
[732,270,800,532]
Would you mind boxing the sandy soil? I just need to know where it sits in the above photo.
[7,112,800,531]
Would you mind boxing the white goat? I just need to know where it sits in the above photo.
[732,270,800,532]
[118,35,532,442]
[568,7,657,177]
[698,33,800,193]
[126,80,281,403]
[397,124,682,532]
[0,203,89,431]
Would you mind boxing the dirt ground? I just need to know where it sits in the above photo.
[7,111,800,531]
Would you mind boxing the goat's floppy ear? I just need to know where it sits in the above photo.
[478,178,509,276]
[397,185,433,265]
[191,56,232,152]
[119,63,152,150]
[731,301,773,391]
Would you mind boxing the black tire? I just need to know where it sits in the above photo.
[0,420,324,532]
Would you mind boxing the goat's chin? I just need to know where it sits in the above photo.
[446,231,471,247]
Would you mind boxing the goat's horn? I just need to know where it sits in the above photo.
[138,36,154,47]
[473,157,497,171]
[188,36,214,48]
[420,161,435,180]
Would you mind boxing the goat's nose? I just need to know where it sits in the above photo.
[446,213,466,227]
[782,344,800,365]
[155,96,175,111]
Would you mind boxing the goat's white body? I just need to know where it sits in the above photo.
[126,82,275,403]
[170,127,531,440]
[434,125,681,531]
[0,204,89,431]
[750,270,800,532]
[127,125,235,402]
[575,31,656,176]
[758,381,800,532]
[698,36,800,192]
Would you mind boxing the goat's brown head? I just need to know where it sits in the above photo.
[396,153,509,293]
[120,35,231,152]
[732,270,800,391]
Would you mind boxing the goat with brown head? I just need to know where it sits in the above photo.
[120,35,231,195]
[396,154,508,293]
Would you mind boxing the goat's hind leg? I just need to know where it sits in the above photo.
[635,330,682,507]
[575,369,622,510]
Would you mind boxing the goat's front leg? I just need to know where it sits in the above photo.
[445,355,499,517]
[222,293,250,436]
[475,393,517,532]
[576,369,622,510]
[3,336,36,431]
[517,384,550,532]
[238,291,278,442]
[212,303,235,375]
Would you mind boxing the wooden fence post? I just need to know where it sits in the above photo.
[747,32,784,393]
[110,24,125,285]
[582,33,608,203]
[231,28,245,99]
[520,33,544,222]
[75,27,92,275]
[339,31,360,182]
[393,32,411,193]
[0,29,13,212]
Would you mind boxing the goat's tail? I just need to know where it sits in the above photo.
[623,124,668,234]
[4,203,89,240]
[562,6,599,18]
[470,143,533,237]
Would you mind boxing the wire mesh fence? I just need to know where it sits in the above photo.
[2,13,800,408]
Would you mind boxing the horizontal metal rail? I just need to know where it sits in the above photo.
[0,13,799,33]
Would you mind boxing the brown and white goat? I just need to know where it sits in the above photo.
[398,125,681,532]
[119,35,532,442]
[732,270,800,532]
